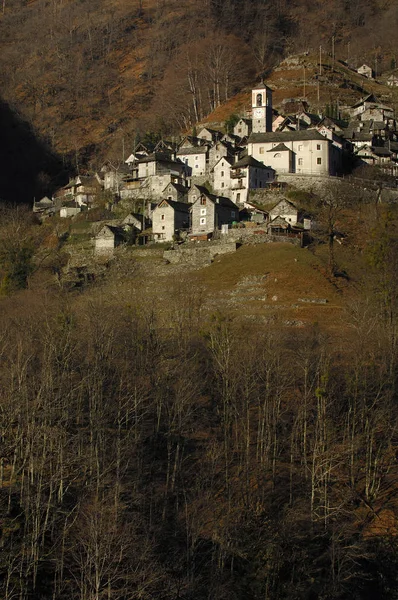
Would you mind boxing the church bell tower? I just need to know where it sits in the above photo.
[251,82,273,133]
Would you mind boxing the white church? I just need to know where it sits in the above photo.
[247,82,343,177]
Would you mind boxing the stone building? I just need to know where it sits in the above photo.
[229,156,275,205]
[152,199,191,242]
[190,186,239,236]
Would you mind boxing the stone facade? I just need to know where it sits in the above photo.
[191,187,239,235]
[152,199,191,242]
[268,199,299,225]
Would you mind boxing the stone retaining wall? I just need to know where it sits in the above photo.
[164,242,237,265]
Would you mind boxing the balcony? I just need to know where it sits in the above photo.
[230,169,244,179]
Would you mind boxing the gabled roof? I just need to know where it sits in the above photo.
[268,215,290,228]
[36,196,53,205]
[156,199,191,213]
[267,142,291,152]
[212,156,233,170]
[197,127,222,139]
[162,182,188,194]
[350,94,379,108]
[191,185,238,209]
[232,156,274,169]
[269,198,298,213]
[178,136,209,149]
[248,130,327,143]
[97,224,125,238]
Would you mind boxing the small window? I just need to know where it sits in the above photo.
[231,211,235,218]
[195,156,198,160]
[200,217,206,225]
[259,147,264,154]
[161,214,165,220]
[298,145,303,151]
[238,128,242,133]
[162,226,165,230]
[317,157,322,165]
[317,144,321,150]
[274,153,281,158]
[200,208,206,216]
[221,182,224,188]
[298,158,303,166]
[195,165,199,169]
[256,93,262,107]
[237,193,241,202]
[221,171,224,177]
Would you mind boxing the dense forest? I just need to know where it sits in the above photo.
[0,201,398,598]
[0,0,397,167]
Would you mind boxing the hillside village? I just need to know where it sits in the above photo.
[33,79,398,252]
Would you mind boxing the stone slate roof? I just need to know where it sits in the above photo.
[192,185,238,209]
[371,146,392,157]
[177,146,208,155]
[158,199,191,213]
[232,156,274,169]
[162,182,188,194]
[269,198,298,213]
[248,130,326,143]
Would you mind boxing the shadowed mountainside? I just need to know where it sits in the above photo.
[0,100,68,205]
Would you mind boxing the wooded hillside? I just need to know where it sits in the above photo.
[0,0,397,171]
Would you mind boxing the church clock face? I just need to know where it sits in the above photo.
[254,108,263,118]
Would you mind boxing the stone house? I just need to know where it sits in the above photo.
[95,224,126,253]
[33,196,56,218]
[122,213,146,230]
[208,141,235,171]
[154,139,178,156]
[229,156,275,205]
[133,153,188,199]
[357,64,374,79]
[360,104,394,122]
[190,186,239,235]
[268,199,299,226]
[356,144,393,166]
[136,153,186,179]
[102,163,131,193]
[221,133,241,146]
[197,127,221,143]
[233,118,252,138]
[162,181,188,202]
[152,199,191,242]
[213,157,233,196]
[58,175,102,208]
[349,94,380,118]
[247,130,341,176]
[267,215,292,234]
